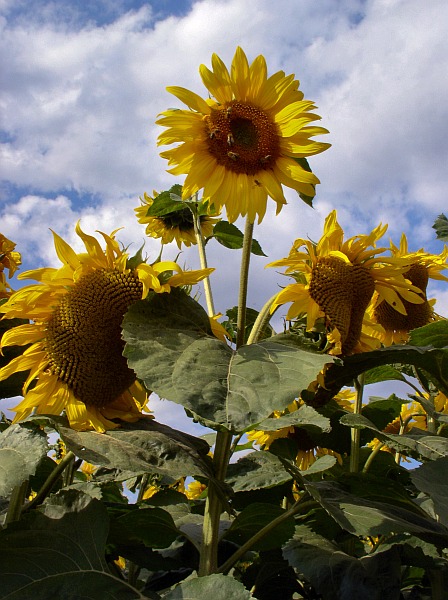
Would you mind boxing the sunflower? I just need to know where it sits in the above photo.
[268,210,425,355]
[247,391,354,470]
[135,190,219,249]
[0,233,21,299]
[156,47,330,224]
[0,222,213,432]
[370,234,448,344]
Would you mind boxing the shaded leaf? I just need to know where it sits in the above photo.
[109,506,181,549]
[164,573,253,599]
[283,525,382,600]
[364,365,408,386]
[59,418,213,480]
[411,457,448,526]
[225,503,295,552]
[226,451,292,492]
[0,422,48,497]
[408,320,448,348]
[0,490,150,599]
[123,295,331,432]
[254,404,330,433]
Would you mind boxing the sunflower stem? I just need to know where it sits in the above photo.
[350,373,365,473]
[193,208,216,317]
[5,480,29,525]
[236,218,254,348]
[199,429,233,576]
[22,450,76,513]
[362,441,385,473]
[246,293,278,345]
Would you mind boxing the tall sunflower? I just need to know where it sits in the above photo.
[268,211,424,355]
[0,222,213,432]
[370,234,448,344]
[157,47,330,224]
[0,233,21,299]
[135,190,219,249]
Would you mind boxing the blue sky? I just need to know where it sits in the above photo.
[1,0,447,428]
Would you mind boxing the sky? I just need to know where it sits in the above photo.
[1,0,447,430]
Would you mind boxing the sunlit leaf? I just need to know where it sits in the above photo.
[163,573,253,599]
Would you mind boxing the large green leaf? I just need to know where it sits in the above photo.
[226,451,292,492]
[0,422,48,497]
[163,574,253,599]
[224,503,295,552]
[408,320,448,348]
[59,418,213,480]
[411,457,448,526]
[283,525,386,600]
[0,490,151,599]
[340,413,448,461]
[123,293,331,432]
[254,404,330,433]
[295,478,448,543]
[109,506,181,549]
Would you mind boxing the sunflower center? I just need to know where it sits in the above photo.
[309,256,375,355]
[45,268,143,407]
[159,206,195,231]
[374,263,432,332]
[204,101,280,174]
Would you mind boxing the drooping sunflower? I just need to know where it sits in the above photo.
[268,210,425,355]
[157,47,330,224]
[135,190,219,249]
[0,233,21,299]
[0,222,214,432]
[369,234,448,344]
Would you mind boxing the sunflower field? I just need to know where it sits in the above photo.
[1,47,448,600]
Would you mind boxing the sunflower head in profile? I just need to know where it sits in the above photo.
[135,186,220,249]
[370,234,448,344]
[268,210,425,355]
[156,46,330,224]
[0,222,214,432]
[0,233,21,299]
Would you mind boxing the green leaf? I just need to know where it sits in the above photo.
[320,344,448,403]
[283,525,384,600]
[226,451,292,492]
[361,395,408,433]
[292,157,315,207]
[222,306,275,344]
[0,422,48,497]
[224,503,295,551]
[0,490,149,599]
[164,573,253,599]
[123,294,332,432]
[254,404,331,433]
[59,418,213,480]
[146,186,187,216]
[340,413,448,461]
[363,365,408,385]
[212,220,267,256]
[297,478,448,542]
[408,320,448,348]
[411,457,448,526]
[109,506,181,549]
[433,213,448,241]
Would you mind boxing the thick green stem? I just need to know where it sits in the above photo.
[5,480,29,525]
[198,429,233,576]
[246,293,278,345]
[22,450,76,513]
[194,211,216,317]
[350,373,365,473]
[236,218,254,348]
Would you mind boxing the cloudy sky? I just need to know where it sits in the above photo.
[1,0,447,428]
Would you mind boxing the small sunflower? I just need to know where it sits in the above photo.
[0,222,213,432]
[268,211,424,355]
[135,190,219,249]
[370,234,448,344]
[157,47,330,224]
[0,233,21,299]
